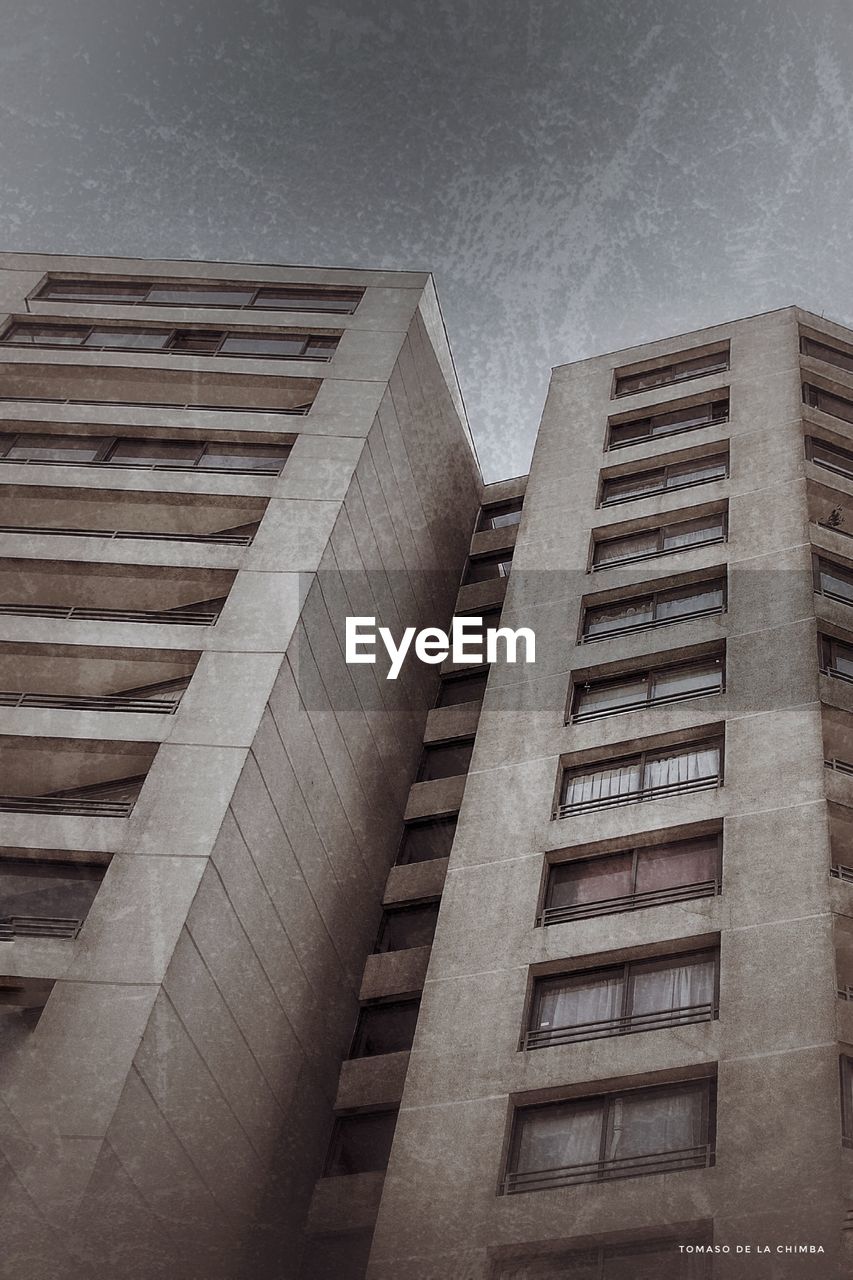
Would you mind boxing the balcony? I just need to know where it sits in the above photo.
[0,559,235,628]
[0,430,293,476]
[0,735,157,817]
[0,644,197,715]
[0,485,266,548]
[0,854,107,940]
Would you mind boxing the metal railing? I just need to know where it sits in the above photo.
[555,773,720,819]
[825,758,853,776]
[831,863,853,883]
[0,690,182,714]
[0,915,82,941]
[601,472,727,507]
[0,394,311,415]
[0,455,285,476]
[821,665,853,685]
[817,586,853,608]
[572,681,722,722]
[591,535,725,571]
[581,604,724,642]
[523,1001,717,1049]
[0,524,256,546]
[539,878,720,926]
[0,603,221,626]
[0,794,137,817]
[838,986,853,1002]
[503,1144,714,1194]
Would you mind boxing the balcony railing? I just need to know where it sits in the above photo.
[523,1001,717,1049]
[0,690,182,714]
[591,535,725,571]
[0,774,145,817]
[0,915,82,941]
[572,681,721,722]
[821,665,853,685]
[0,394,311,415]
[581,603,724,643]
[555,773,720,819]
[0,454,285,476]
[831,863,853,883]
[825,757,853,776]
[503,1144,714,1194]
[0,602,222,627]
[838,986,853,1002]
[0,524,257,546]
[539,878,721,926]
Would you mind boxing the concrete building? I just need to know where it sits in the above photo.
[365,308,853,1280]
[2,268,852,1280]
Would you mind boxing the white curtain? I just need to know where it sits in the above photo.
[650,661,721,701]
[655,583,723,621]
[564,759,642,808]
[662,516,721,551]
[536,972,622,1035]
[517,1101,602,1175]
[643,745,719,791]
[605,1086,704,1162]
[628,956,715,1020]
[586,598,654,635]
[594,529,658,565]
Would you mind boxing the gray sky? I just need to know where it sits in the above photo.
[1,0,853,479]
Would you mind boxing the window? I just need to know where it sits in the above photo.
[494,1236,712,1279]
[607,398,728,450]
[614,348,728,397]
[373,901,439,953]
[592,513,725,569]
[0,320,339,362]
[581,578,725,641]
[324,1110,398,1177]
[478,498,523,531]
[418,739,474,782]
[34,276,363,313]
[525,949,718,1050]
[842,1056,853,1146]
[349,999,421,1058]
[557,740,723,818]
[801,335,853,376]
[0,431,291,475]
[804,383,853,426]
[601,454,728,506]
[504,1079,715,1193]
[396,816,457,865]
[541,836,721,925]
[821,634,853,682]
[806,436,853,481]
[571,656,723,721]
[436,669,489,707]
[0,858,105,940]
[815,555,853,606]
[0,978,54,1049]
[464,551,514,584]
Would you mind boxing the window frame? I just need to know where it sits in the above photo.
[435,667,490,708]
[820,633,853,684]
[538,833,723,926]
[813,553,853,606]
[0,430,292,475]
[30,275,364,314]
[613,346,729,398]
[503,1077,716,1194]
[804,382,853,426]
[801,334,853,377]
[591,511,727,571]
[373,899,441,954]
[806,434,853,481]
[323,1109,399,1178]
[569,654,725,722]
[477,498,524,532]
[580,575,727,643]
[463,550,515,585]
[0,319,340,362]
[606,397,729,451]
[599,452,729,508]
[523,947,720,1050]
[555,737,724,819]
[348,997,422,1059]
[395,815,458,866]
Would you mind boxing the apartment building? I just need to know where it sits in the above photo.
[364,308,853,1280]
[0,251,483,1280]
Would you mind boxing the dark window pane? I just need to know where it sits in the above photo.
[253,287,361,313]
[615,350,728,396]
[349,1000,421,1058]
[418,739,474,781]
[602,470,664,503]
[304,336,339,358]
[146,285,255,306]
[465,552,513,583]
[108,439,204,465]
[810,438,853,479]
[805,384,853,425]
[324,1111,397,1176]
[547,854,634,911]
[436,670,488,707]
[655,581,724,621]
[5,434,107,462]
[37,279,148,303]
[86,328,170,350]
[374,903,439,953]
[801,335,853,375]
[396,817,457,865]
[818,558,853,604]
[3,324,89,346]
[478,499,523,531]
[219,333,307,357]
[634,837,721,892]
[167,330,222,354]
[200,442,290,472]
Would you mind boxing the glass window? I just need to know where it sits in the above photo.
[592,529,659,567]
[324,1111,398,1176]
[0,859,104,935]
[582,579,725,639]
[654,580,725,622]
[146,285,256,306]
[801,335,853,375]
[559,742,722,815]
[199,442,290,472]
[527,950,717,1047]
[436,670,488,707]
[478,498,523,531]
[608,399,728,448]
[666,455,727,487]
[219,333,310,357]
[572,659,722,720]
[816,557,853,605]
[167,329,223,354]
[396,817,457,865]
[582,595,655,638]
[573,674,650,719]
[85,328,170,350]
[303,335,339,359]
[661,514,724,551]
[804,384,853,425]
[464,552,514,583]
[808,437,853,479]
[650,658,722,701]
[3,323,90,346]
[3,433,108,463]
[418,739,474,781]
[253,287,362,313]
[349,999,421,1058]
[107,438,204,466]
[615,348,728,396]
[841,1056,853,1144]
[542,836,721,924]
[602,470,665,503]
[506,1081,713,1192]
[36,279,149,303]
[821,635,853,680]
[374,902,439,953]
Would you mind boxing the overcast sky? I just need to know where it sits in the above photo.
[1,0,853,479]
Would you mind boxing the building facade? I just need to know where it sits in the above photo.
[365,308,853,1280]
[2,269,852,1280]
